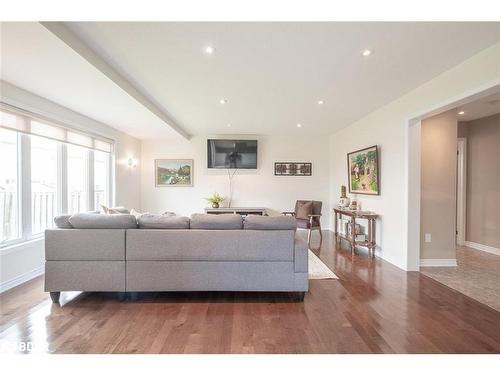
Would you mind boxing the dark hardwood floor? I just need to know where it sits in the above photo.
[1,231,500,354]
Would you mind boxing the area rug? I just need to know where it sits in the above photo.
[308,250,338,279]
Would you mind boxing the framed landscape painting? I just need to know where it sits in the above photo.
[155,159,193,187]
[347,145,379,195]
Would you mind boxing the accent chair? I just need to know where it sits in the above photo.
[283,200,322,250]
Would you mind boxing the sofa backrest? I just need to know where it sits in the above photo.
[243,215,297,230]
[126,229,295,262]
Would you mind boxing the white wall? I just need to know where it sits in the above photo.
[330,42,500,270]
[141,135,331,229]
[0,81,142,292]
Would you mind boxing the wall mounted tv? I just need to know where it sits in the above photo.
[207,139,258,169]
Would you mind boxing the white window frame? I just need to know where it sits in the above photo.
[0,116,115,250]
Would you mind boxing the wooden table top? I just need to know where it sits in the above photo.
[333,207,379,218]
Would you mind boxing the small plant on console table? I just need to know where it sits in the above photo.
[206,192,225,208]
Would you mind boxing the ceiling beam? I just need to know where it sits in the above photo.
[40,22,191,140]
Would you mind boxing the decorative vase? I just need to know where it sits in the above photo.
[212,202,219,208]
[339,197,350,208]
[339,185,350,208]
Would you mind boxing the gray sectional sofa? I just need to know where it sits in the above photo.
[45,213,308,303]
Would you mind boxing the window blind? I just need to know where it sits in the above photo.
[0,105,113,153]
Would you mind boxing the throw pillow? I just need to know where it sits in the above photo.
[296,201,313,220]
[130,208,143,219]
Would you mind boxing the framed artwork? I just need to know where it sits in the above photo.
[155,159,193,187]
[347,145,379,195]
[274,162,312,176]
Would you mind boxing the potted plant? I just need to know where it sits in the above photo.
[206,192,225,208]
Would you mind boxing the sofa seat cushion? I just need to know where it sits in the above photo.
[126,229,295,261]
[244,215,297,230]
[138,214,190,229]
[190,213,243,229]
[45,229,126,261]
[69,213,137,229]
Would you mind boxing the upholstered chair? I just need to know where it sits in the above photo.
[282,200,322,249]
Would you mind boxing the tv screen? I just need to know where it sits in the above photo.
[207,139,258,169]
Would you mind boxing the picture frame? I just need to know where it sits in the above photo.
[155,159,194,187]
[347,146,379,195]
[274,162,312,176]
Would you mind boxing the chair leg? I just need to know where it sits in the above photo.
[318,226,323,248]
[307,229,312,249]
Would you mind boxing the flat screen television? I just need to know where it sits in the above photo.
[207,139,258,169]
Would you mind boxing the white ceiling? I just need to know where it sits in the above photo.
[457,91,500,121]
[2,22,500,139]
[0,22,178,139]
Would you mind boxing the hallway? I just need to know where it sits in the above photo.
[421,246,500,312]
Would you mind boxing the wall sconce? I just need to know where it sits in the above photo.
[127,157,138,168]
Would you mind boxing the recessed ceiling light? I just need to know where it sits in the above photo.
[317,100,324,105]
[362,49,372,57]
[227,124,232,127]
[297,123,302,128]
[219,99,227,104]
[204,46,215,55]
[458,111,465,115]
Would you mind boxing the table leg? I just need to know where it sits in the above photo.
[351,217,356,254]
[334,212,338,242]
[368,219,376,258]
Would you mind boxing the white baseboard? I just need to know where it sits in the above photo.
[420,258,457,267]
[464,241,500,256]
[0,266,45,294]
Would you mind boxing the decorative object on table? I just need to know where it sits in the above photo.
[155,159,193,187]
[282,200,322,250]
[338,185,350,208]
[347,145,379,195]
[349,200,358,210]
[274,162,312,176]
[205,192,225,209]
[333,207,379,258]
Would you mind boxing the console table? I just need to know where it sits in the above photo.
[333,208,378,258]
[204,207,267,216]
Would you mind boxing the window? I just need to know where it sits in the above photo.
[67,144,89,214]
[0,108,114,248]
[94,150,110,210]
[31,135,58,234]
[0,128,20,244]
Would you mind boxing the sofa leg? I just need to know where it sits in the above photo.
[50,292,61,304]
[117,292,126,302]
[296,292,305,302]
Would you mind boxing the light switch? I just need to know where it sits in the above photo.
[425,233,432,243]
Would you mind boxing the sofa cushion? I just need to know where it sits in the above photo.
[244,215,297,230]
[190,213,243,230]
[100,205,130,214]
[69,213,137,229]
[45,229,126,261]
[126,229,295,261]
[53,215,73,228]
[138,214,190,229]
